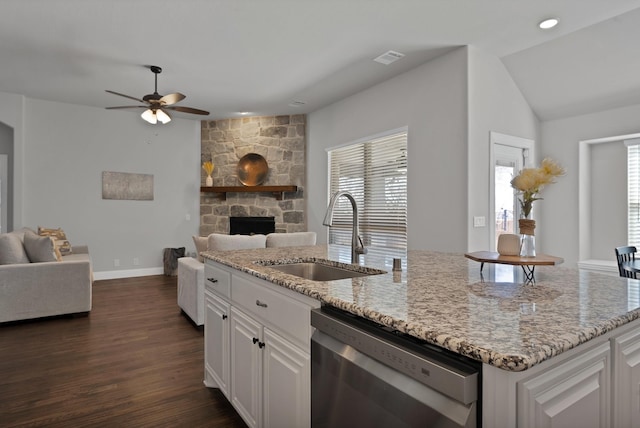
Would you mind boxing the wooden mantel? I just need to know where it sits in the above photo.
[200,185,298,201]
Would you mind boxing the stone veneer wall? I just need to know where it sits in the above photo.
[200,115,306,236]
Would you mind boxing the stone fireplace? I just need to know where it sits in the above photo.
[199,115,306,236]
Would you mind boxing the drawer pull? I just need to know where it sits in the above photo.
[256,300,268,308]
[207,277,218,283]
[222,314,228,320]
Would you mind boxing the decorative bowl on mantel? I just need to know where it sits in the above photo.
[236,153,268,186]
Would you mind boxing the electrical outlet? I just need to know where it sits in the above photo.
[114,259,120,267]
[473,216,486,228]
[185,213,191,221]
[133,258,139,266]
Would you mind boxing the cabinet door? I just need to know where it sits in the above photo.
[518,342,610,428]
[263,328,310,428]
[613,328,640,428]
[204,291,230,398]
[231,307,262,428]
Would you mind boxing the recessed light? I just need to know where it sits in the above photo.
[538,18,559,29]
[238,111,251,115]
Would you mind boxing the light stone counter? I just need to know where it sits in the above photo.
[202,244,640,372]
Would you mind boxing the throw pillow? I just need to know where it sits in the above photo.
[192,235,208,263]
[23,232,59,263]
[38,226,73,256]
[0,232,31,264]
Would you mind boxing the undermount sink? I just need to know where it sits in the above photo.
[263,259,385,281]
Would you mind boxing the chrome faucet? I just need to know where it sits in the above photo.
[323,191,367,264]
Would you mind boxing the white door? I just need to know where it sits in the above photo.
[489,132,534,251]
[494,144,526,250]
[230,307,262,428]
[262,328,310,428]
[204,291,230,398]
[0,154,7,233]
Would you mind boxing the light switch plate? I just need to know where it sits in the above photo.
[473,216,486,227]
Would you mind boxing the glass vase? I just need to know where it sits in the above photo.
[519,218,536,257]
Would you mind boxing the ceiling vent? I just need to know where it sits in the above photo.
[373,50,405,65]
[288,100,306,107]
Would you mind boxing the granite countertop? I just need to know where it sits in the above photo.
[202,244,640,372]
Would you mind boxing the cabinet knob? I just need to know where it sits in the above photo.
[222,314,228,320]
[258,341,265,349]
[256,300,268,308]
[253,337,259,344]
[207,277,218,283]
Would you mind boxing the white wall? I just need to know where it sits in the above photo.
[307,47,468,251]
[19,98,200,278]
[541,103,640,267]
[590,141,626,260]
[307,46,539,254]
[467,46,540,252]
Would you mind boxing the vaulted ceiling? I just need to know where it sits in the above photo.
[2,0,640,122]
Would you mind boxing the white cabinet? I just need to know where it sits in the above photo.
[204,259,319,428]
[230,306,262,428]
[612,328,640,428]
[204,290,230,398]
[518,342,611,428]
[262,327,310,428]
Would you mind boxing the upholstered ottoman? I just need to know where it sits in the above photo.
[177,257,204,326]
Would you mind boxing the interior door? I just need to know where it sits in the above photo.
[0,154,7,233]
[493,144,526,251]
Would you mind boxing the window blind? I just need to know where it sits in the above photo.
[629,144,640,247]
[327,131,407,251]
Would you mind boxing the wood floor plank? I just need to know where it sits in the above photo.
[0,275,247,428]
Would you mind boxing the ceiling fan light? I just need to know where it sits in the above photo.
[156,109,171,124]
[141,109,157,124]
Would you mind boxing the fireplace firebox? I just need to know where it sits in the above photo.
[229,216,276,235]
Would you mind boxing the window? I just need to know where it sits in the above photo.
[327,130,407,254]
[628,142,640,247]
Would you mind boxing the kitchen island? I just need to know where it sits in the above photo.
[202,244,640,428]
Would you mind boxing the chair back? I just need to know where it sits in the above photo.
[615,246,637,278]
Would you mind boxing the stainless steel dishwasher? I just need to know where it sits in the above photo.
[311,306,481,428]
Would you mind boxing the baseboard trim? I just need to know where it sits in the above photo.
[93,267,165,281]
[577,259,618,276]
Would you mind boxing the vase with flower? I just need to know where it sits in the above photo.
[510,158,565,257]
[202,161,214,187]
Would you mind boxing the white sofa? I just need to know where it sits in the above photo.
[0,229,93,323]
[177,232,316,326]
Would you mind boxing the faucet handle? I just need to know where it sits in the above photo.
[356,236,367,254]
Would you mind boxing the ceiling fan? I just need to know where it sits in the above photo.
[105,65,209,124]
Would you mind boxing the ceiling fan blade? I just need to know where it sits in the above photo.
[105,90,146,104]
[166,105,210,115]
[106,106,147,110]
[160,92,186,106]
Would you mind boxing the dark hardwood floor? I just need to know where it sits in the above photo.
[0,275,247,428]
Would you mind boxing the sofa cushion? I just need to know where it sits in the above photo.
[266,232,317,248]
[208,233,266,251]
[38,226,73,256]
[0,232,30,264]
[193,235,208,263]
[24,232,59,262]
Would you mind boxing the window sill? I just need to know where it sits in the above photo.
[577,259,618,276]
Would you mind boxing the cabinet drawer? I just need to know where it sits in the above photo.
[232,274,312,346]
[204,263,231,298]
